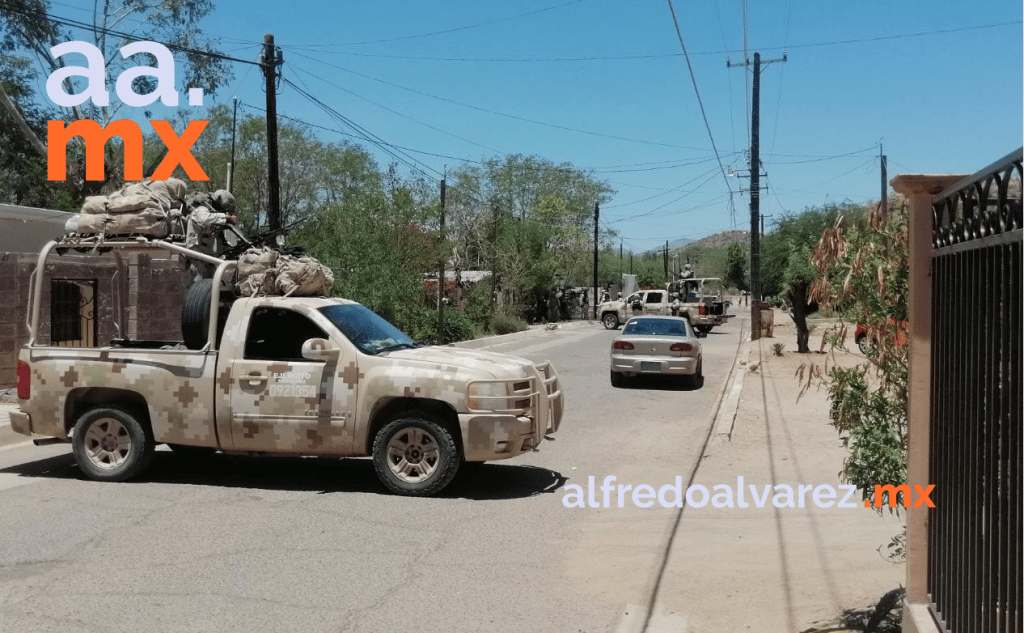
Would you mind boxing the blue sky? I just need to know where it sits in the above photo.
[48,0,1024,250]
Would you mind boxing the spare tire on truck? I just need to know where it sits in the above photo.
[181,279,233,350]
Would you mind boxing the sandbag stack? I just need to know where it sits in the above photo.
[64,179,188,238]
[236,247,335,297]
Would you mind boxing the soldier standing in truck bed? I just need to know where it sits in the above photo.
[182,189,238,287]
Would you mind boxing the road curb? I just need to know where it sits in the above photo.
[711,327,755,443]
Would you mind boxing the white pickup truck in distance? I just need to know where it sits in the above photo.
[12,239,563,496]
[598,279,734,334]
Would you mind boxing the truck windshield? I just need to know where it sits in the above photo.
[318,304,417,355]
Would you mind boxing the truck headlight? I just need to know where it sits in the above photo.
[468,381,509,411]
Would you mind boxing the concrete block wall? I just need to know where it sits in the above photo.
[0,250,186,388]
[131,253,184,341]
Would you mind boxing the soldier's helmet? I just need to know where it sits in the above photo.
[212,190,236,214]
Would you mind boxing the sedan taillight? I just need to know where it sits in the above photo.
[670,343,694,352]
[612,341,634,350]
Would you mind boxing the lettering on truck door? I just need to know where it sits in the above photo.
[229,307,354,453]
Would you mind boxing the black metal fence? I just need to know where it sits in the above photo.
[929,149,1022,633]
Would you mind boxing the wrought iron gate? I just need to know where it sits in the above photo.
[929,149,1022,633]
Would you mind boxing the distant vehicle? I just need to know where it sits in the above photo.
[854,318,909,354]
[609,316,702,388]
[597,278,734,334]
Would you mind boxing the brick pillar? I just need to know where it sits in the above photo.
[891,174,964,621]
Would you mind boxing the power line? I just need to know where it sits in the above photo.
[0,2,261,67]
[665,0,737,225]
[296,0,585,47]
[277,20,1022,63]
[289,64,503,155]
[285,48,715,152]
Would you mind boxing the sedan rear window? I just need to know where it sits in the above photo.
[623,319,689,337]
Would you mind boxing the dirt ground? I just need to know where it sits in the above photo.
[656,310,905,632]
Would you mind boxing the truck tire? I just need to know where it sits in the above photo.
[181,279,213,350]
[695,325,713,335]
[72,406,155,482]
[181,279,234,350]
[372,413,460,496]
[602,312,620,330]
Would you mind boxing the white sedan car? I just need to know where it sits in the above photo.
[609,316,703,388]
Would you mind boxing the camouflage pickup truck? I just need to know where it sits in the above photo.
[598,278,734,334]
[12,239,563,496]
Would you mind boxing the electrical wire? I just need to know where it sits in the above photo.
[0,2,261,67]
[284,48,713,152]
[294,0,585,48]
[664,0,736,224]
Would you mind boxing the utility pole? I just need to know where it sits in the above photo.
[593,203,599,321]
[664,241,669,280]
[728,50,786,340]
[262,34,282,231]
[437,178,446,343]
[491,203,498,315]
[228,97,238,194]
[880,144,888,216]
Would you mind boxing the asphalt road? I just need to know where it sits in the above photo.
[0,319,744,633]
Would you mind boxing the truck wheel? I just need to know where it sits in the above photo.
[602,313,619,330]
[695,325,713,335]
[72,406,154,482]
[372,413,459,496]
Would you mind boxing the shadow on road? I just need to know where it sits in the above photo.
[613,375,704,391]
[0,451,566,500]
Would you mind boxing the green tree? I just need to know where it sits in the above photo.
[0,0,233,193]
[761,202,867,300]
[445,154,615,318]
[723,242,748,291]
[0,54,77,208]
[783,242,816,352]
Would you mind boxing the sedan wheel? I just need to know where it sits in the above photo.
[857,334,870,354]
[610,369,624,387]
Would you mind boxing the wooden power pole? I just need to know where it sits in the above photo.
[262,34,282,231]
[728,51,786,340]
[437,178,446,342]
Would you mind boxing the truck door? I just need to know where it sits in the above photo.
[645,290,668,315]
[229,306,354,454]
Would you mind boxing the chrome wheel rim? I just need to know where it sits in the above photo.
[83,417,132,470]
[385,427,440,483]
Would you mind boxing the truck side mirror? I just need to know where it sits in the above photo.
[301,338,341,362]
